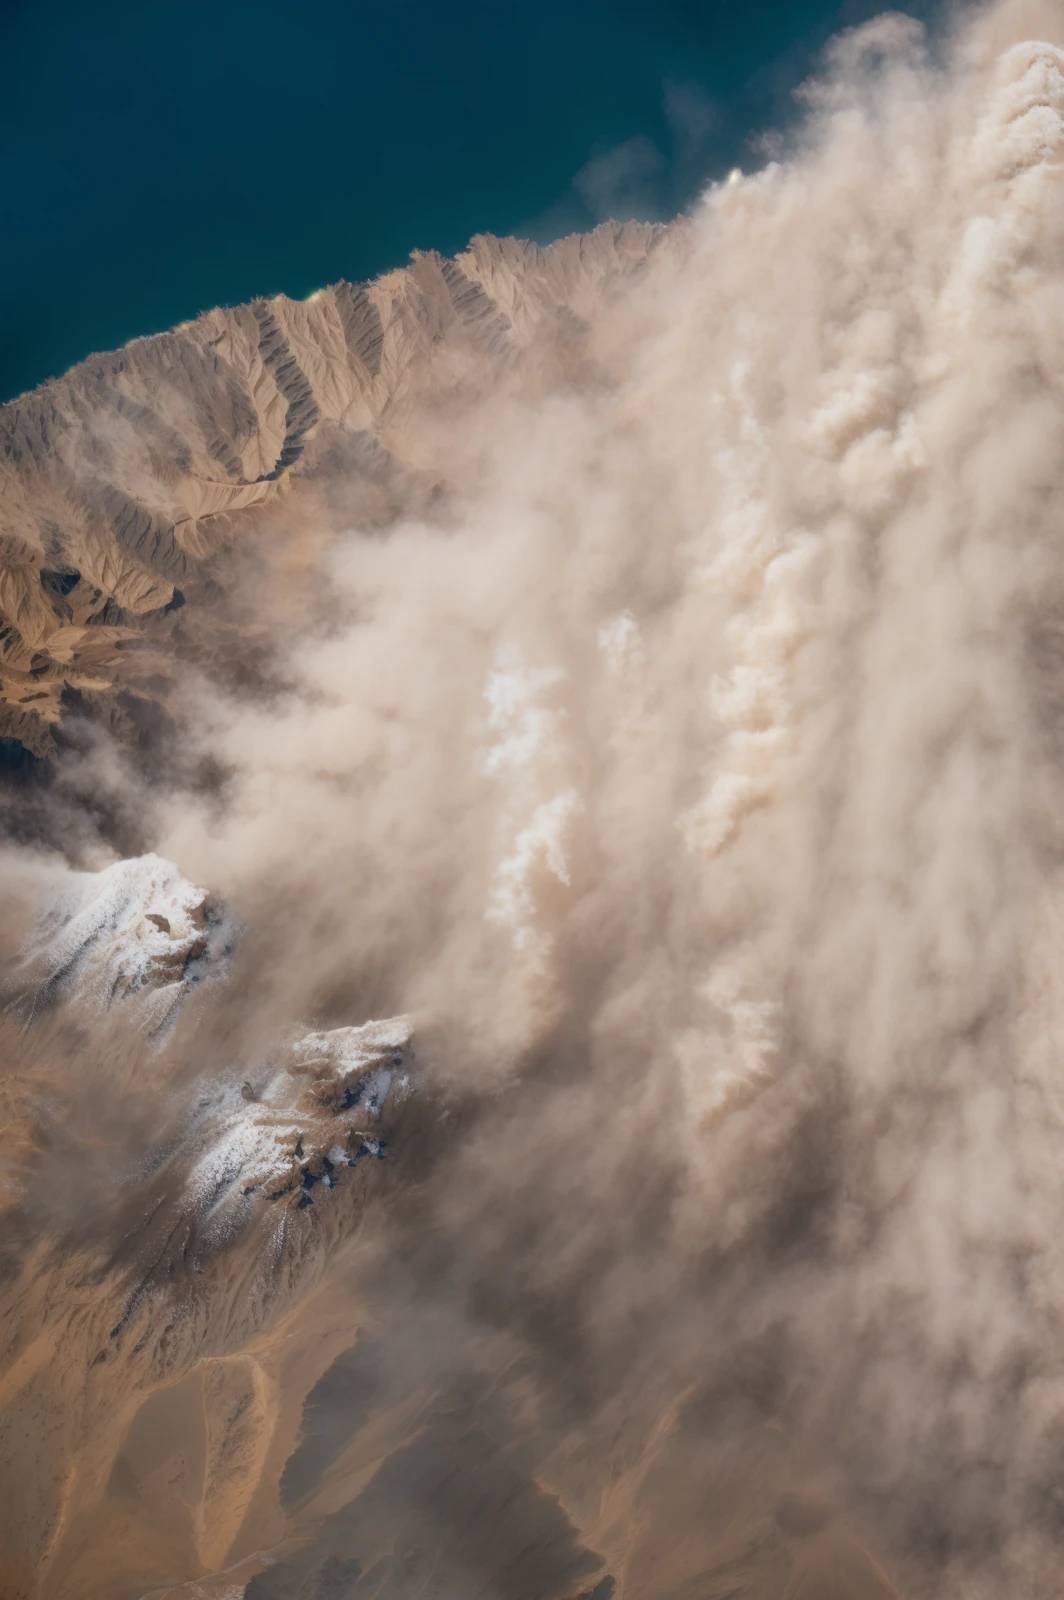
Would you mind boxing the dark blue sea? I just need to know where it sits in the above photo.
[2,0,930,403]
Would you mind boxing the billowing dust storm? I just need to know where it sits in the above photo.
[4,3,1064,1597]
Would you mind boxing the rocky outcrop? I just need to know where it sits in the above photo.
[0,223,673,758]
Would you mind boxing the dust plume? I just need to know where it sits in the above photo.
[5,2,1064,1596]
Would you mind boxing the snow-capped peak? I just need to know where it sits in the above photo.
[19,852,229,1029]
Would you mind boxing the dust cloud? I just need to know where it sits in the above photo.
[6,2,1064,1596]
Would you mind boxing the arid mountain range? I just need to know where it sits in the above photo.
[0,222,672,764]
[6,10,1064,1598]
[0,223,738,1600]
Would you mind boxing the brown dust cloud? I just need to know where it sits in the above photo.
[5,3,1064,1596]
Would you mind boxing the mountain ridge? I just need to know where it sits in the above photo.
[0,220,676,761]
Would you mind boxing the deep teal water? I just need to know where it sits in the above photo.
[2,0,930,403]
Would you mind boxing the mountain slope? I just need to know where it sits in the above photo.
[0,224,671,759]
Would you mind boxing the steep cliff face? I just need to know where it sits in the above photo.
[0,224,671,759]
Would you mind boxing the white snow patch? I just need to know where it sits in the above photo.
[22,852,227,1031]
